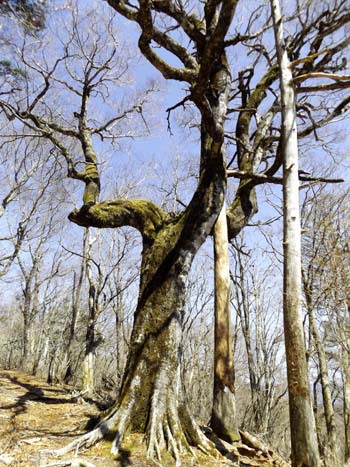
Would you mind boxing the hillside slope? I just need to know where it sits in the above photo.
[0,370,288,466]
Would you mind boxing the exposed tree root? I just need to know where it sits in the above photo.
[47,342,287,467]
[47,405,289,467]
[50,391,219,466]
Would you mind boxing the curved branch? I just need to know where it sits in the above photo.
[137,0,197,82]
[196,0,238,92]
[152,28,198,70]
[226,178,258,240]
[294,71,350,84]
[108,0,198,82]
[152,0,205,43]
[236,66,279,168]
[68,199,168,242]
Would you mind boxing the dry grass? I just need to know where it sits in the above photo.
[0,370,288,466]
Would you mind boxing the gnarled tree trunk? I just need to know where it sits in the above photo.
[55,114,228,460]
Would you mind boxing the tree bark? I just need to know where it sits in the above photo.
[270,1,320,466]
[211,203,238,442]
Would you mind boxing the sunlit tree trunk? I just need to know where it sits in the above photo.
[211,203,238,442]
[270,0,320,465]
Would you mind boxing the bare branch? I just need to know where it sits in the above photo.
[227,169,344,185]
[295,72,350,84]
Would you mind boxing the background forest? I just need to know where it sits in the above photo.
[0,1,350,466]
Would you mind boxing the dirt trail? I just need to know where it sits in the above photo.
[0,370,110,466]
[0,370,288,467]
[0,370,206,466]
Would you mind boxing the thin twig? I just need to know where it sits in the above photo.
[166,95,191,134]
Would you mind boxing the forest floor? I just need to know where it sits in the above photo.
[0,370,289,467]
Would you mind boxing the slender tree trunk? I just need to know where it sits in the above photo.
[113,238,126,386]
[21,289,32,371]
[211,203,238,442]
[270,1,320,466]
[82,348,95,396]
[21,321,30,370]
[233,247,260,432]
[343,349,350,463]
[47,353,57,385]
[312,374,323,454]
[64,231,87,384]
[303,274,337,457]
[82,231,98,396]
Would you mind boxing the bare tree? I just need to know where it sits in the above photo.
[230,237,285,438]
[0,139,54,278]
[2,0,350,462]
[16,187,64,372]
[63,231,88,385]
[74,229,135,396]
[271,1,320,465]
[301,188,350,462]
[301,187,340,459]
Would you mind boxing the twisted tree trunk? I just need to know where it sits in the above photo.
[54,115,227,459]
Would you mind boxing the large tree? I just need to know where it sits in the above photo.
[271,1,320,465]
[1,0,350,463]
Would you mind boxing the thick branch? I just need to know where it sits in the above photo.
[297,81,350,93]
[294,72,350,84]
[68,199,168,242]
[109,0,198,82]
[226,180,258,240]
[236,66,279,169]
[152,0,205,43]
[196,0,238,92]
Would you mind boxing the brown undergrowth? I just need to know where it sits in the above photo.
[0,370,289,466]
